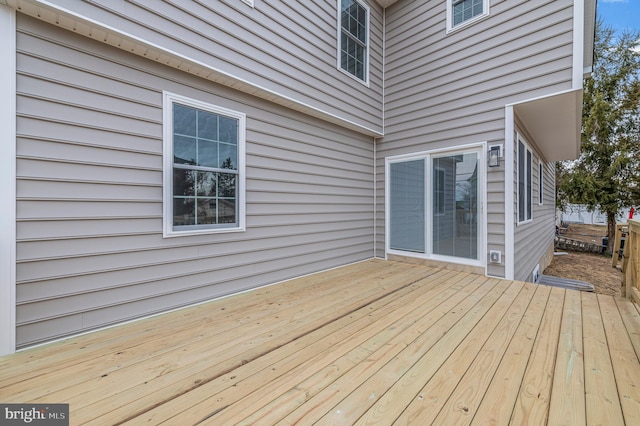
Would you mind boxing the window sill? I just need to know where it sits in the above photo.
[163,226,246,238]
[517,219,533,227]
[446,12,490,35]
[337,67,370,88]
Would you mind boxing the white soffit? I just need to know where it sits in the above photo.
[513,89,582,162]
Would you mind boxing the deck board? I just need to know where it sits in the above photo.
[431,281,537,425]
[548,289,586,424]
[152,270,466,425]
[230,271,482,426]
[290,275,497,426]
[599,295,640,421]
[473,284,551,424]
[1,259,640,425]
[582,292,624,425]
[390,279,522,425]
[510,286,565,425]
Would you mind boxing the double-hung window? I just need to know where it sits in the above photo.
[447,0,489,31]
[517,138,533,223]
[338,0,369,83]
[163,92,245,237]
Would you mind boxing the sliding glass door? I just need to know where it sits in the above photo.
[387,148,482,264]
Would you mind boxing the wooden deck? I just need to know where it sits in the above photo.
[2,259,640,425]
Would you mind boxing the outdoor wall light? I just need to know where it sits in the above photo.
[489,145,501,167]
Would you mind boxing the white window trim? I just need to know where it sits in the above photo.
[538,160,544,206]
[162,91,246,238]
[239,0,254,7]
[336,0,370,86]
[446,0,490,34]
[517,134,533,225]
[385,143,486,270]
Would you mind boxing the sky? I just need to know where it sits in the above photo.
[597,0,640,33]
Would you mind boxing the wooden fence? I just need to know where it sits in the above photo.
[622,220,640,304]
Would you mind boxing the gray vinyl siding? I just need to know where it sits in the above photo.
[486,166,506,278]
[512,118,556,282]
[15,15,375,348]
[31,0,384,134]
[376,0,575,277]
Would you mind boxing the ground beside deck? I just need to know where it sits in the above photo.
[1,259,640,425]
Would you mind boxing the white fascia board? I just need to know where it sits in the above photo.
[6,0,383,138]
[0,4,16,356]
[573,0,585,89]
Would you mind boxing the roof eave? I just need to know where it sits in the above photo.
[513,90,583,162]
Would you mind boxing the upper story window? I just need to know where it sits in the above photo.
[447,0,489,32]
[163,92,246,237]
[338,0,369,84]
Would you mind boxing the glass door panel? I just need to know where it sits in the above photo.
[389,160,425,253]
[432,152,479,260]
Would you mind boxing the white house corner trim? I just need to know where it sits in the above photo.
[505,106,515,280]
[0,4,17,356]
[572,0,585,89]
